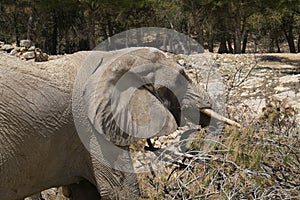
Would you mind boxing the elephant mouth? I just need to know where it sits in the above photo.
[150,84,241,129]
[144,108,241,152]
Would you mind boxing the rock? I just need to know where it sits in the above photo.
[12,42,18,49]
[28,46,35,51]
[168,131,180,139]
[177,59,186,66]
[274,86,289,92]
[279,75,300,85]
[240,91,250,97]
[20,47,27,53]
[154,140,162,148]
[9,49,18,56]
[1,44,14,52]
[41,188,58,200]
[25,188,70,200]
[14,47,21,52]
[22,51,36,60]
[20,39,32,48]
[220,62,231,67]
[0,40,47,62]
[273,91,296,100]
[35,48,48,62]
[241,77,265,89]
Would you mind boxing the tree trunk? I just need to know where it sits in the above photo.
[218,34,228,54]
[27,15,33,40]
[234,27,242,54]
[269,39,275,53]
[65,30,70,54]
[208,26,214,53]
[297,33,300,53]
[282,14,296,53]
[227,38,234,54]
[13,10,20,46]
[284,30,296,53]
[107,17,116,50]
[276,39,281,53]
[254,40,258,53]
[187,22,191,54]
[208,37,214,53]
[197,28,204,49]
[88,11,96,50]
[51,12,58,55]
[233,16,242,54]
[242,30,248,53]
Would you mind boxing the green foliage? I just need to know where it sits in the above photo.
[0,0,299,54]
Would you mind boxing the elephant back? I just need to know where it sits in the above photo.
[0,51,87,136]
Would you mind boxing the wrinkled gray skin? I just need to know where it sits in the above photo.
[0,48,217,200]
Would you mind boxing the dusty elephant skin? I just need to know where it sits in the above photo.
[0,50,138,200]
[0,48,238,200]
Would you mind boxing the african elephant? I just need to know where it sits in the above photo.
[0,47,239,200]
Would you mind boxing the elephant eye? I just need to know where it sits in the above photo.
[143,83,155,93]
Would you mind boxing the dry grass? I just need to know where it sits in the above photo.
[137,87,299,200]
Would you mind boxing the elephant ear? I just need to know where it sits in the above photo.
[83,48,178,146]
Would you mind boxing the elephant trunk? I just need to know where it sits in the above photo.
[200,108,241,128]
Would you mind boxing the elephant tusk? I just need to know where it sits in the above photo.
[200,108,241,128]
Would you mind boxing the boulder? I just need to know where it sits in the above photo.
[20,47,27,53]
[241,77,265,89]
[35,48,48,62]
[20,39,32,48]
[14,47,21,52]
[10,49,18,56]
[28,46,35,51]
[22,51,36,60]
[2,44,14,52]
[279,75,300,85]
[274,86,289,92]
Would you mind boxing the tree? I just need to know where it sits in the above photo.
[256,0,300,53]
[0,0,299,54]
[0,0,33,44]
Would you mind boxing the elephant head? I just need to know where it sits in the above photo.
[73,47,240,172]
[77,47,239,142]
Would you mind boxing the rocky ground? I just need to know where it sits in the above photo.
[143,52,300,150]
[137,52,299,199]
[11,50,298,199]
[214,53,300,126]
[0,40,48,62]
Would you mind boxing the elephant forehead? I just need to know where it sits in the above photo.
[85,53,180,105]
[98,48,179,83]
